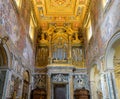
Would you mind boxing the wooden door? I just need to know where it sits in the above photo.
[74,89,90,99]
[54,84,66,99]
[31,88,46,99]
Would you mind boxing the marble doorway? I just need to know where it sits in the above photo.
[51,74,69,99]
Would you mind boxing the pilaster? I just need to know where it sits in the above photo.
[69,73,73,99]
[100,72,108,99]
[105,69,118,99]
[89,81,96,99]
[47,73,51,99]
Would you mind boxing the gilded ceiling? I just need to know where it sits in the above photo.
[32,0,90,32]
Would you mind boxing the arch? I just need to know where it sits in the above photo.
[105,31,120,70]
[0,44,8,66]
[23,70,30,82]
[104,31,120,99]
[0,42,11,67]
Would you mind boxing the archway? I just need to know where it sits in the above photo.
[0,43,8,66]
[0,43,9,98]
[22,70,30,99]
[114,45,120,98]
[105,31,120,99]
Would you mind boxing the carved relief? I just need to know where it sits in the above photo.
[34,74,46,89]
[72,47,84,67]
[52,74,68,83]
[36,47,49,67]
[74,74,89,90]
[36,32,49,67]
[72,47,82,61]
[7,75,22,98]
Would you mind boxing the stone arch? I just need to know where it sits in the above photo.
[104,31,120,99]
[0,43,11,67]
[0,35,11,67]
[23,70,30,82]
[105,31,120,70]
[0,37,11,98]
[0,44,8,66]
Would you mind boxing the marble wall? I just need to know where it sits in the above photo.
[86,0,120,98]
[0,0,34,68]
[86,0,120,66]
[0,0,35,98]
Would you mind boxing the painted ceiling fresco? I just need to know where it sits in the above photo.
[32,0,90,31]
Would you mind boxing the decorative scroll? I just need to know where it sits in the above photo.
[52,74,68,83]
[74,74,89,90]
[34,74,46,88]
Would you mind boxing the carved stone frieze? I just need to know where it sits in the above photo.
[74,74,89,90]
[36,46,49,67]
[52,74,68,83]
[72,46,84,67]
[34,74,46,89]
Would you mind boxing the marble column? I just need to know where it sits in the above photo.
[47,73,51,99]
[105,70,118,99]
[69,74,74,99]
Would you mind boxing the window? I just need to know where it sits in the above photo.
[14,0,22,8]
[87,21,92,41]
[29,19,34,41]
[29,12,37,43]
[102,0,110,8]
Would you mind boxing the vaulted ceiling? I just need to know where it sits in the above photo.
[32,0,90,32]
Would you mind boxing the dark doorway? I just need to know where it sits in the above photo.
[54,84,66,99]
[30,88,46,99]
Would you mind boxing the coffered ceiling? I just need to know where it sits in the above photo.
[32,0,90,31]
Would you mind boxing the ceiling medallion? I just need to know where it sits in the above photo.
[50,0,71,7]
